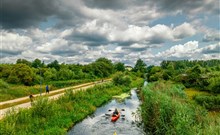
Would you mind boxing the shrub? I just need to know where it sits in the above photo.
[0,79,9,88]
[193,95,220,110]
[113,72,131,86]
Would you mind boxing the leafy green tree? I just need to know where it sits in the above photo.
[113,72,131,86]
[92,57,114,77]
[0,64,12,79]
[114,62,125,72]
[7,64,35,85]
[16,59,32,67]
[44,68,57,82]
[57,68,74,80]
[47,60,60,71]
[133,59,147,73]
[32,59,44,68]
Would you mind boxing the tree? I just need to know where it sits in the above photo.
[47,60,60,71]
[16,59,32,67]
[7,64,35,85]
[133,59,147,73]
[32,59,44,68]
[113,72,131,86]
[92,57,114,77]
[114,62,125,72]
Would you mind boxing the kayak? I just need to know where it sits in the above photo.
[113,131,117,135]
[111,113,120,122]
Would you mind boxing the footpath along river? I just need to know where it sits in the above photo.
[68,89,146,135]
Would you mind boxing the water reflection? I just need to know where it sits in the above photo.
[68,89,145,135]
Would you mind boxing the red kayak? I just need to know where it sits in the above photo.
[111,113,120,122]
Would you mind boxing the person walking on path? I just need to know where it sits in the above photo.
[29,94,34,105]
[46,85,49,94]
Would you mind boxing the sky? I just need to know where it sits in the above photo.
[0,0,220,66]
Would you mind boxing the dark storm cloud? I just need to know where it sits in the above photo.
[65,32,109,46]
[0,0,62,28]
[1,50,22,58]
[146,0,219,15]
[82,0,133,10]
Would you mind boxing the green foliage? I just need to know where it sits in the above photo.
[49,79,93,88]
[7,64,35,86]
[91,57,114,77]
[16,59,32,67]
[113,72,131,86]
[0,79,9,88]
[133,58,147,73]
[43,68,57,82]
[207,76,220,93]
[114,62,125,72]
[0,81,137,134]
[32,59,44,68]
[147,60,220,94]
[47,60,60,71]
[193,95,220,110]
[140,81,219,135]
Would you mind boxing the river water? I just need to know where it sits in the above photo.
[67,89,145,135]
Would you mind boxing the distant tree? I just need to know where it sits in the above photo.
[57,67,74,80]
[32,59,44,68]
[113,72,131,86]
[47,60,60,71]
[114,62,125,72]
[92,57,114,77]
[16,59,32,67]
[44,68,57,82]
[133,59,147,73]
[7,64,35,85]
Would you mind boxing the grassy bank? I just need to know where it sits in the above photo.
[0,79,97,102]
[140,81,220,135]
[0,78,142,135]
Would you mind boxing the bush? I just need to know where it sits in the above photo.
[0,79,9,88]
[112,72,131,86]
[193,95,220,110]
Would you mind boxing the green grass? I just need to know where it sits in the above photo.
[0,77,142,135]
[0,79,96,102]
[140,81,220,135]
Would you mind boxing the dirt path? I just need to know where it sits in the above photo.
[0,79,111,119]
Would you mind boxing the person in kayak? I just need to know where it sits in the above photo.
[113,108,119,116]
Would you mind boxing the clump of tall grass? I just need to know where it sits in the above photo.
[140,81,219,135]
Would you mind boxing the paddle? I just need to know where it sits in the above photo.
[108,109,125,111]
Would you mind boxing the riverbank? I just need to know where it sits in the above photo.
[140,81,220,135]
[0,78,144,135]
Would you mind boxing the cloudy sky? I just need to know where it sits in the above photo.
[1,0,219,66]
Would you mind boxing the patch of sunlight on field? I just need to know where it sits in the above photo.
[184,88,210,99]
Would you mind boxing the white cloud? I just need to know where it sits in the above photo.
[156,41,199,58]
[1,30,32,55]
[173,22,196,39]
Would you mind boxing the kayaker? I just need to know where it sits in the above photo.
[113,108,119,116]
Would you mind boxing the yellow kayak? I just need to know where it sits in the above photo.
[113,131,117,135]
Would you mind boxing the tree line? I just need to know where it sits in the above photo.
[0,58,123,86]
[0,58,147,86]
[146,59,220,93]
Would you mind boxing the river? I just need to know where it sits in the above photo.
[67,89,145,135]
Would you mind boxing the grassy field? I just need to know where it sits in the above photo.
[0,79,96,102]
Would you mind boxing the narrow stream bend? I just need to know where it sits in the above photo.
[67,89,145,135]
